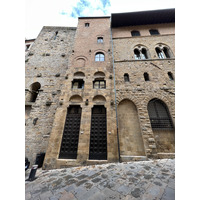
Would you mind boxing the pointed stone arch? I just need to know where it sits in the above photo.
[147,98,175,153]
[117,99,145,158]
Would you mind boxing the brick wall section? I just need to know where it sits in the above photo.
[43,17,119,169]
[25,26,76,166]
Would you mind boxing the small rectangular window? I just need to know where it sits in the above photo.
[97,37,103,43]
[149,29,159,35]
[85,23,90,27]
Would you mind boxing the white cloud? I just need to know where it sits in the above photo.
[25,0,175,39]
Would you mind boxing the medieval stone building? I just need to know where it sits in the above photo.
[25,8,175,169]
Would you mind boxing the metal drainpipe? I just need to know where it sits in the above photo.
[110,25,121,163]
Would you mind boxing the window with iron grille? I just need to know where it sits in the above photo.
[148,99,174,130]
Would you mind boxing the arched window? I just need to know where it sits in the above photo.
[131,30,140,37]
[148,99,174,130]
[95,52,104,61]
[168,72,174,80]
[97,37,103,43]
[144,72,149,81]
[149,29,159,35]
[134,46,149,60]
[156,47,165,59]
[124,73,130,82]
[155,44,173,59]
[163,47,170,58]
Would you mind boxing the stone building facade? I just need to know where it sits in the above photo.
[25,9,175,169]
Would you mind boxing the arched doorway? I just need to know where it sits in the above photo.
[147,98,175,153]
[117,99,145,156]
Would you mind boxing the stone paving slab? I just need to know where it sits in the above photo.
[25,159,175,200]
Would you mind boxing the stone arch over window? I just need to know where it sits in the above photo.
[26,82,41,102]
[74,71,85,77]
[155,44,173,59]
[124,73,130,82]
[95,52,105,61]
[73,56,87,67]
[92,95,106,103]
[94,71,105,78]
[147,98,175,153]
[117,99,145,158]
[131,30,140,36]
[69,95,83,103]
[133,45,150,60]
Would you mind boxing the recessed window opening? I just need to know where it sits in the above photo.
[149,29,160,35]
[97,37,103,43]
[124,73,130,82]
[148,99,174,130]
[93,79,106,89]
[95,52,105,61]
[144,72,150,81]
[168,72,174,80]
[54,31,58,40]
[72,79,84,89]
[29,82,41,102]
[156,47,165,59]
[85,23,90,27]
[131,30,140,37]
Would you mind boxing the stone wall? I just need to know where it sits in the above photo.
[112,23,175,160]
[25,26,76,166]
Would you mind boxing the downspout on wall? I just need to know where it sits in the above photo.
[110,23,121,163]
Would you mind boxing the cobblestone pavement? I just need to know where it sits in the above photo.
[25,159,175,200]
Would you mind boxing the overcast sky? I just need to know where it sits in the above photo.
[26,0,175,39]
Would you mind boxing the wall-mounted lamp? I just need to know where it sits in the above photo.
[110,100,114,106]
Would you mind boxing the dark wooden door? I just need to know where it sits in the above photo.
[89,106,107,160]
[59,106,81,159]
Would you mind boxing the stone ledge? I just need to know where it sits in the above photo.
[157,153,175,159]
[120,155,148,162]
